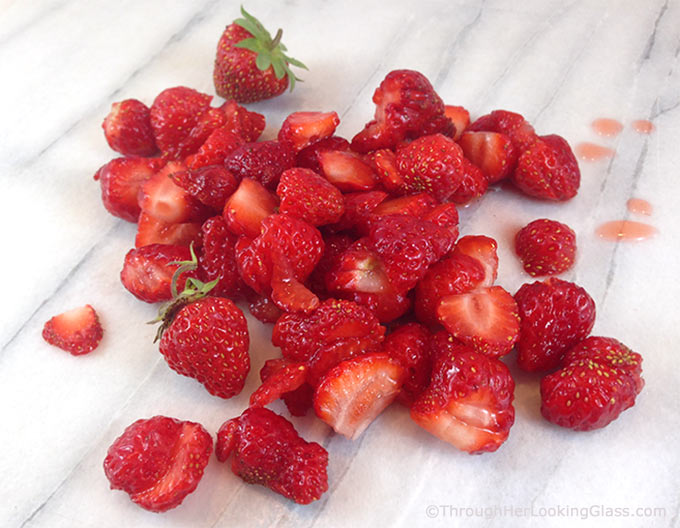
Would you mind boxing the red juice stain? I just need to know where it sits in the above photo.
[575,142,616,161]
[596,220,658,241]
[626,198,653,216]
[632,120,655,134]
[591,118,623,137]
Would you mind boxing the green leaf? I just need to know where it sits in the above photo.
[235,6,272,42]
[233,37,262,53]
[285,56,308,70]
[271,58,285,79]
[255,52,272,71]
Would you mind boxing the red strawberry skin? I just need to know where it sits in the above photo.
[159,297,250,398]
[467,109,537,151]
[278,111,340,153]
[197,216,244,298]
[277,168,345,226]
[170,165,238,211]
[103,416,212,512]
[258,358,315,416]
[382,323,433,405]
[135,212,201,248]
[102,99,157,157]
[541,336,644,431]
[216,407,328,504]
[42,305,103,355]
[184,127,244,170]
[515,218,577,276]
[448,158,489,205]
[224,141,295,190]
[296,136,351,173]
[458,131,517,183]
[515,278,596,372]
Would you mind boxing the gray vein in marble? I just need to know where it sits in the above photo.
[639,0,669,65]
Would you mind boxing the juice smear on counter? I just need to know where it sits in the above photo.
[576,142,616,161]
[591,118,623,137]
[596,220,658,241]
[632,120,655,134]
[626,198,653,216]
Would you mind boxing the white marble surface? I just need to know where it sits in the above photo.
[1,0,679,526]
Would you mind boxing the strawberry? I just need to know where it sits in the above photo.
[216,407,328,504]
[444,105,470,140]
[258,358,315,416]
[222,177,278,239]
[94,157,165,222]
[512,134,580,201]
[103,416,212,512]
[366,148,404,193]
[351,69,453,153]
[394,134,464,201]
[448,158,489,204]
[514,278,596,372]
[423,202,460,239]
[277,167,345,226]
[414,252,485,327]
[382,323,433,405]
[269,248,320,314]
[337,290,411,324]
[541,336,644,431]
[467,109,537,151]
[307,233,354,297]
[247,293,283,324]
[371,193,437,219]
[296,136,351,173]
[102,99,157,157]
[213,7,307,103]
[250,359,308,408]
[453,235,498,287]
[219,100,266,142]
[437,286,519,358]
[196,216,244,298]
[411,334,515,454]
[313,353,406,439]
[170,165,238,211]
[42,304,103,355]
[317,150,378,192]
[120,244,197,303]
[224,140,295,190]
[278,111,340,153]
[135,212,201,248]
[157,282,250,398]
[515,218,577,276]
[184,127,244,170]
[328,191,387,234]
[458,131,517,183]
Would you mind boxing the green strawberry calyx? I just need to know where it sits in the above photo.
[233,5,308,91]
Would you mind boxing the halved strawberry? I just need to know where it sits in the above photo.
[170,165,238,211]
[184,127,244,169]
[42,304,103,355]
[437,286,519,358]
[135,212,201,248]
[371,193,437,218]
[270,249,320,314]
[449,158,489,204]
[317,150,377,192]
[223,177,278,238]
[444,105,470,140]
[296,136,351,173]
[382,322,433,405]
[250,359,308,408]
[467,109,537,151]
[313,353,406,439]
[102,99,158,157]
[459,131,517,183]
[326,240,390,295]
[278,111,340,152]
[453,235,498,287]
[277,167,345,226]
[366,149,404,193]
[219,100,266,142]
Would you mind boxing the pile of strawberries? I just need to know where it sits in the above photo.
[43,62,644,513]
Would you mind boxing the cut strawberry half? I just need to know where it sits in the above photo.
[250,360,308,408]
[367,149,404,193]
[453,235,498,287]
[135,212,201,248]
[317,150,377,192]
[326,241,390,294]
[313,353,406,439]
[444,105,470,140]
[371,193,437,218]
[270,248,320,314]
[278,111,340,152]
[222,177,278,238]
[42,304,103,355]
[437,286,519,358]
[459,131,517,183]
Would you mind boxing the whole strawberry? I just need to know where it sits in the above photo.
[213,7,307,103]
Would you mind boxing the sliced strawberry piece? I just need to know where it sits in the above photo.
[314,353,406,439]
[449,158,489,204]
[366,149,404,193]
[437,286,520,358]
[170,165,238,211]
[453,235,498,287]
[258,358,315,416]
[250,360,308,408]
[459,131,517,183]
[223,178,278,238]
[328,191,387,234]
[102,99,157,157]
[307,234,355,297]
[184,127,244,169]
[224,140,295,190]
[247,294,283,324]
[270,249,320,314]
[422,203,459,240]
[296,136,351,173]
[94,157,165,222]
[42,304,103,355]
[382,323,433,406]
[317,150,378,192]
[444,105,470,140]
[338,290,411,324]
[278,111,340,152]
[135,212,201,248]
[219,100,266,142]
[326,240,390,294]
[277,167,345,226]
[467,109,537,151]
[371,192,437,218]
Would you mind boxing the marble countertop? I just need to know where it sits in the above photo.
[1,0,679,527]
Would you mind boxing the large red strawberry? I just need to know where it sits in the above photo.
[216,407,328,504]
[102,99,157,157]
[213,7,307,103]
[103,416,212,512]
[42,305,103,355]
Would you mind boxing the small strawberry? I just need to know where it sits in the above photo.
[184,127,244,170]
[467,109,537,151]
[382,323,433,406]
[278,111,340,153]
[541,336,644,431]
[515,218,577,276]
[224,140,295,190]
[514,278,596,372]
[453,235,499,287]
[103,416,212,512]
[94,157,165,222]
[216,407,328,504]
[411,334,515,454]
[512,134,580,201]
[295,135,351,173]
[102,99,157,157]
[351,70,453,153]
[222,177,278,239]
[448,158,489,205]
[277,167,345,226]
[317,150,378,192]
[135,212,201,248]
[170,165,238,211]
[196,216,244,298]
[366,148,404,193]
[458,131,517,183]
[213,7,307,103]
[314,352,406,439]
[395,134,464,201]
[444,105,470,140]
[42,304,103,355]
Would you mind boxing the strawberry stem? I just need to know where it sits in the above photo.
[270,28,283,49]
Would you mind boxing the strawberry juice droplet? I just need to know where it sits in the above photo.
[596,220,658,241]
[626,198,653,216]
[591,118,623,137]
[632,120,655,134]
[575,142,616,161]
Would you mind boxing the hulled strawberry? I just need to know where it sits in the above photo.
[515,218,577,276]
[196,216,244,298]
[213,7,307,103]
[458,131,517,183]
[42,304,103,355]
[317,150,378,192]
[170,165,238,211]
[135,212,201,248]
[296,136,351,173]
[102,99,157,157]
[444,105,470,140]
[103,416,212,512]
[277,167,345,226]
[222,177,278,239]
[453,235,499,287]
[279,111,341,153]
[382,322,433,405]
[467,109,537,151]
[224,140,295,190]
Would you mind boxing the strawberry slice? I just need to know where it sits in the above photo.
[366,149,404,193]
[371,192,437,218]
[313,353,406,439]
[184,127,244,169]
[135,212,201,248]
[222,177,278,238]
[278,111,340,152]
[317,150,377,192]
[459,131,517,183]
[42,304,103,355]
[250,359,308,408]
[453,235,498,287]
[444,105,470,140]
[270,248,320,314]
[326,240,390,294]
[437,286,519,358]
